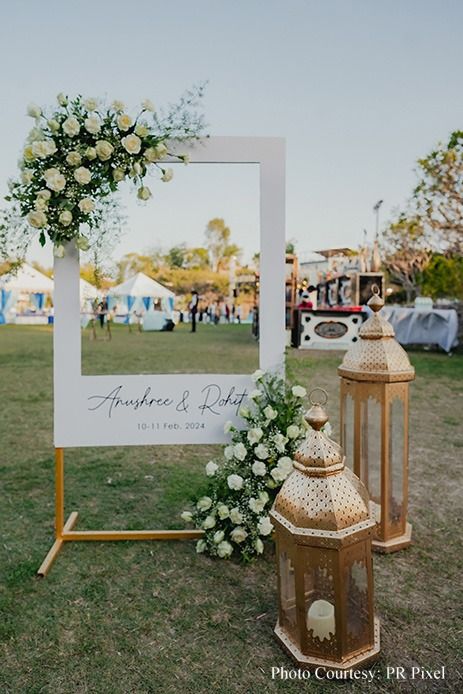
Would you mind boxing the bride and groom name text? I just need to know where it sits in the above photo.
[87,384,248,419]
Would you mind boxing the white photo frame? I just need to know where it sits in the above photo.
[53,136,286,447]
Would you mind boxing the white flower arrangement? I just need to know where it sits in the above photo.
[181,371,308,560]
[2,86,206,259]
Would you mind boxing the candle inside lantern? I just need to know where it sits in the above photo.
[307,599,335,641]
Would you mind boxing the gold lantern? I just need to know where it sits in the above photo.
[338,286,415,553]
[270,391,380,671]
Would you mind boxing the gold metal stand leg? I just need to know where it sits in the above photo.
[37,448,205,576]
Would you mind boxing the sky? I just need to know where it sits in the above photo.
[1,0,463,268]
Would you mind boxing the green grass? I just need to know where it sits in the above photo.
[0,325,462,693]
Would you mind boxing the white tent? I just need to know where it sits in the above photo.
[110,272,174,298]
[0,263,54,293]
[80,278,99,300]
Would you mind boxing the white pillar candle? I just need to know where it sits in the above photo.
[307,599,335,641]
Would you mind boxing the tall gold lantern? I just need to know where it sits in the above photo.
[338,286,415,553]
[270,392,380,671]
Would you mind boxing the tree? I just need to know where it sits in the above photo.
[420,254,463,300]
[185,246,210,269]
[165,244,188,268]
[414,131,463,255]
[115,252,156,283]
[204,218,241,272]
[381,214,432,303]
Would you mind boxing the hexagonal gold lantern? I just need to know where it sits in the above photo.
[270,393,380,671]
[338,286,415,552]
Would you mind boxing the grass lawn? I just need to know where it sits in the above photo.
[0,324,462,693]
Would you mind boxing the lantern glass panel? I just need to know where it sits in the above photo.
[344,543,373,655]
[389,398,405,533]
[343,393,354,470]
[361,396,381,522]
[279,549,297,638]
[303,549,339,659]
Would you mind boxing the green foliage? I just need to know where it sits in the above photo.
[420,254,463,300]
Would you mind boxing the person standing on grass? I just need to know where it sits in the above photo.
[189,290,199,333]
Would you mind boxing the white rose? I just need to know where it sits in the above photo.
[21,170,34,184]
[217,541,233,558]
[196,496,212,511]
[180,511,193,522]
[137,186,152,201]
[205,461,218,477]
[239,406,250,418]
[233,443,247,461]
[270,467,286,482]
[277,456,294,476]
[154,142,168,158]
[161,168,173,182]
[27,103,41,118]
[134,123,149,137]
[53,244,65,258]
[62,117,80,137]
[37,189,51,201]
[23,145,35,162]
[44,168,66,192]
[83,97,98,111]
[27,210,47,228]
[257,516,273,536]
[76,236,90,251]
[251,369,265,382]
[66,151,82,167]
[47,119,60,133]
[259,491,269,504]
[248,389,261,400]
[74,166,92,185]
[122,133,142,154]
[113,168,125,182]
[84,115,101,135]
[252,460,267,476]
[248,497,266,513]
[255,538,264,554]
[95,140,114,161]
[229,507,243,524]
[85,147,97,160]
[255,443,269,460]
[35,197,47,211]
[227,474,244,491]
[59,210,73,227]
[202,515,216,529]
[224,445,234,461]
[286,424,300,439]
[196,539,206,553]
[142,98,156,111]
[78,198,95,214]
[111,100,125,112]
[264,405,278,421]
[31,141,50,158]
[57,93,68,106]
[144,147,159,163]
[223,420,233,434]
[273,433,288,453]
[213,530,224,544]
[117,113,132,131]
[217,504,229,520]
[230,526,248,543]
[247,427,263,445]
[292,385,307,398]
[130,162,143,177]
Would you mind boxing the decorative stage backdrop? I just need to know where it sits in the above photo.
[53,137,286,446]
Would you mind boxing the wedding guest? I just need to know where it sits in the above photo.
[189,290,199,333]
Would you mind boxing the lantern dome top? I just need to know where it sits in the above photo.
[338,287,415,382]
[272,402,372,533]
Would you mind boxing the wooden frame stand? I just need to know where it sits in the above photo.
[37,449,204,577]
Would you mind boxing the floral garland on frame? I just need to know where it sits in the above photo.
[2,86,206,259]
[181,370,317,560]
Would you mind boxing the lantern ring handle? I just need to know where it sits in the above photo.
[371,283,380,295]
[308,387,328,406]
